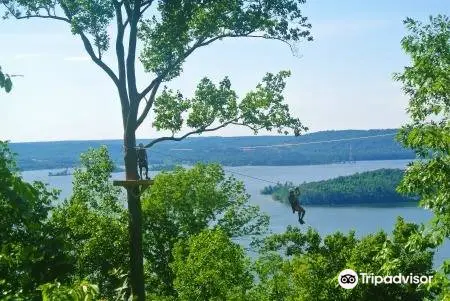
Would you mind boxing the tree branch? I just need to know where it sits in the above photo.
[138,77,161,102]
[144,120,237,148]
[136,78,161,128]
[114,1,130,126]
[123,0,132,18]
[138,39,207,101]
[13,14,69,22]
[78,32,120,88]
[231,122,264,133]
[125,0,141,106]
[139,0,153,16]
[138,32,254,101]
[3,4,70,23]
[4,4,119,88]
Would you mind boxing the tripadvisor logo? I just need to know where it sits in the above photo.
[338,269,433,289]
[338,269,358,289]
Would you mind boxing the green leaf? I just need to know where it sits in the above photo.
[5,78,12,93]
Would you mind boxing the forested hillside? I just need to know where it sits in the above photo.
[261,168,417,205]
[10,129,414,170]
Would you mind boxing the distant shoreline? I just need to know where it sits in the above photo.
[9,129,416,171]
[18,158,415,173]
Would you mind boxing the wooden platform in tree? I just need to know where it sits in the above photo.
[113,179,153,188]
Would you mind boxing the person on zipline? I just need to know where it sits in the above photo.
[137,143,149,180]
[289,188,305,224]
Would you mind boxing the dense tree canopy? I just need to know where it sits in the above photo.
[395,14,450,245]
[0,141,447,300]
[141,163,268,296]
[171,229,253,301]
[392,14,450,300]
[249,219,436,301]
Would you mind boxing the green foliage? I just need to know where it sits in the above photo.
[394,14,450,299]
[0,143,447,300]
[141,163,268,296]
[0,141,64,300]
[138,0,312,80]
[251,218,436,301]
[0,66,13,93]
[3,1,115,55]
[151,70,307,138]
[48,146,129,299]
[394,15,449,122]
[262,169,416,205]
[171,229,253,301]
[395,14,450,241]
[38,281,99,301]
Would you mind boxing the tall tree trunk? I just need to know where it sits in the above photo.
[124,128,145,300]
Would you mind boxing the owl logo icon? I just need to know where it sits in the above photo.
[338,269,358,289]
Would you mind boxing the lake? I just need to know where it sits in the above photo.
[21,159,449,266]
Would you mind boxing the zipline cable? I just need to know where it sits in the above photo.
[148,148,281,185]
[126,132,398,186]
[238,133,397,150]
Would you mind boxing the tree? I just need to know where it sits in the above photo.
[141,163,268,296]
[394,14,450,299]
[0,141,66,300]
[0,66,13,93]
[171,229,253,301]
[1,1,312,298]
[48,146,129,299]
[251,218,437,301]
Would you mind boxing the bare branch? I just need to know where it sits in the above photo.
[114,1,130,124]
[77,32,120,88]
[136,78,161,128]
[123,0,132,21]
[231,122,264,133]
[138,77,159,102]
[144,120,237,148]
[125,0,141,106]
[139,0,153,16]
[247,34,301,57]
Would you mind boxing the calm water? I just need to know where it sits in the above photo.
[22,160,448,266]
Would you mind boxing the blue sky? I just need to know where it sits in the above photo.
[0,0,448,142]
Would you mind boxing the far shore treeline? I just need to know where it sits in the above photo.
[10,129,414,171]
[261,168,418,205]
